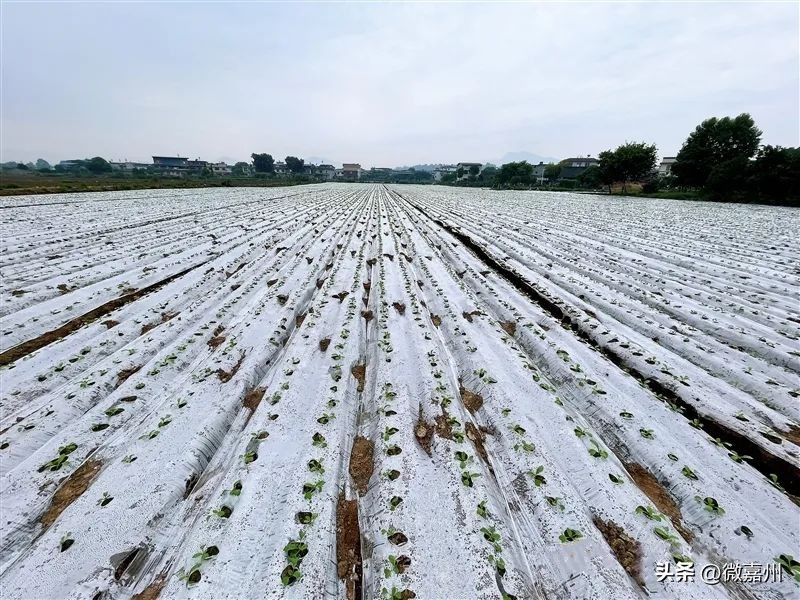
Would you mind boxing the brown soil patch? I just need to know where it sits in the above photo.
[132,573,167,600]
[460,386,484,413]
[416,280,424,288]
[319,338,331,352]
[383,253,394,261]
[499,321,517,336]
[207,325,226,349]
[306,257,313,265]
[333,291,349,303]
[57,283,70,294]
[41,459,103,528]
[295,313,306,328]
[363,282,371,292]
[465,422,490,465]
[11,290,27,297]
[217,353,245,383]
[140,312,177,336]
[316,278,326,289]
[361,310,374,323]
[782,424,800,446]
[102,320,119,329]
[349,436,374,496]
[392,302,406,315]
[243,387,266,423]
[116,365,142,388]
[366,258,376,267]
[0,265,199,367]
[277,294,288,306]
[462,310,481,323]
[434,413,453,440]
[351,363,366,393]
[414,409,434,456]
[593,516,644,588]
[430,314,442,327]
[624,462,693,542]
[336,495,363,600]
[267,278,278,286]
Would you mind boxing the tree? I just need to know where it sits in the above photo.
[746,145,800,203]
[285,156,304,174]
[86,157,112,174]
[36,159,51,171]
[232,162,250,176]
[673,113,761,188]
[16,163,28,170]
[469,164,480,177]
[496,161,534,187]
[251,153,274,173]
[478,165,497,185]
[543,163,561,181]
[597,142,657,193]
[576,165,602,189]
[456,167,465,179]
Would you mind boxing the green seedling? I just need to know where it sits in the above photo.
[774,554,800,582]
[635,505,663,521]
[559,528,583,543]
[461,471,480,487]
[654,527,679,544]
[701,496,724,515]
[480,526,502,553]
[528,466,547,487]
[302,480,323,500]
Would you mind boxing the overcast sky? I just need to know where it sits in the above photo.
[2,2,797,167]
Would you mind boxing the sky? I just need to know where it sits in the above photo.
[1,1,798,168]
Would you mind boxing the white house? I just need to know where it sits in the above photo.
[211,162,232,176]
[658,157,677,177]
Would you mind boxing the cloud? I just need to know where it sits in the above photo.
[1,2,797,166]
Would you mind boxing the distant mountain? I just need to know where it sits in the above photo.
[489,151,558,166]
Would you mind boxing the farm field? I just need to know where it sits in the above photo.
[0,183,798,599]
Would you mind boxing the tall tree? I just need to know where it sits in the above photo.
[543,163,561,181]
[597,142,657,193]
[251,153,274,173]
[496,161,534,186]
[86,156,112,174]
[672,113,762,188]
[285,156,305,174]
[232,161,250,176]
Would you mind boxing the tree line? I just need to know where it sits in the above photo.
[250,154,305,174]
[477,113,798,204]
